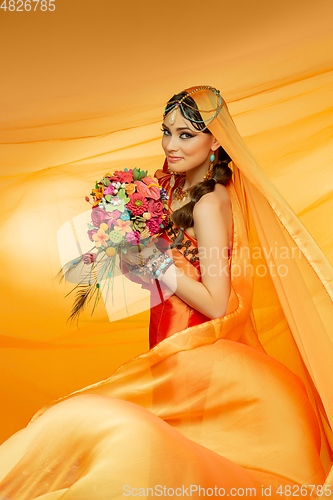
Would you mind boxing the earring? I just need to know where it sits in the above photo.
[167,163,178,188]
[203,152,215,181]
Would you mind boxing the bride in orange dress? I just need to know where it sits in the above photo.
[0,86,332,500]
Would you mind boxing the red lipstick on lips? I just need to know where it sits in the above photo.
[168,156,183,163]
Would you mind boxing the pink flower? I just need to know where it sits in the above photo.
[126,231,140,245]
[147,199,164,218]
[88,228,98,242]
[104,184,116,196]
[127,193,148,215]
[106,210,121,229]
[91,208,110,227]
[146,218,161,235]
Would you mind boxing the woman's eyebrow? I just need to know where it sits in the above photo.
[162,124,196,132]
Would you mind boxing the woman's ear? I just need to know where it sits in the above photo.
[211,137,221,152]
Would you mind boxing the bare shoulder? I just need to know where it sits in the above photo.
[192,184,233,246]
[193,184,231,217]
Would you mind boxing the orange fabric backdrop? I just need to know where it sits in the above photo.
[0,0,333,444]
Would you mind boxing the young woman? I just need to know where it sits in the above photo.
[123,90,235,348]
[0,86,332,499]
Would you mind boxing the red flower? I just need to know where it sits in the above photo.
[147,199,164,218]
[127,193,148,215]
[146,218,161,235]
[82,253,97,264]
[134,177,160,200]
[109,171,133,183]
[91,208,110,227]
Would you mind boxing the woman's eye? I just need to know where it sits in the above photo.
[160,129,193,139]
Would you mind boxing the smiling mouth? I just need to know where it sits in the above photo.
[168,156,183,160]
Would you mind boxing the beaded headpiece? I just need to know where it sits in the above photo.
[164,85,223,132]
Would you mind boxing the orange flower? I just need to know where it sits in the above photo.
[114,219,132,236]
[92,185,104,207]
[92,228,109,247]
[125,183,136,196]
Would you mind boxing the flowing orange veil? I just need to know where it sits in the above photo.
[22,86,333,493]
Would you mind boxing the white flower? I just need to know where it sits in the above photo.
[121,182,126,188]
[110,196,121,206]
[114,189,118,194]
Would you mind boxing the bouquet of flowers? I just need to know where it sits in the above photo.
[61,168,170,322]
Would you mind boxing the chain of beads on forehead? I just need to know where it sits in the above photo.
[165,87,222,113]
[164,86,223,131]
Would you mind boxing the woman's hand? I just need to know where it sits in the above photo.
[122,242,162,284]
[123,242,159,266]
[122,246,142,267]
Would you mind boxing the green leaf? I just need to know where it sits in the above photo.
[117,189,129,203]
[132,167,140,181]
[105,199,127,213]
[100,178,111,187]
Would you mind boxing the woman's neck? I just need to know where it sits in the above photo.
[182,158,211,190]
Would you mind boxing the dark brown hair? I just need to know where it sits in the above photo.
[164,91,233,248]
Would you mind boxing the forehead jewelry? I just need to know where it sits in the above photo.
[165,86,223,131]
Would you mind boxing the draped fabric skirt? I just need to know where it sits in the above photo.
[0,340,326,499]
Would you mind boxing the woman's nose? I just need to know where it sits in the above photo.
[165,134,179,152]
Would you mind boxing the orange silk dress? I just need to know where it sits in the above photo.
[148,215,214,349]
[149,170,235,348]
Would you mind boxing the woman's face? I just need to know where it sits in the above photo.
[161,108,219,174]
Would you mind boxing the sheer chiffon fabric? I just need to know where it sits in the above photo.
[0,88,332,499]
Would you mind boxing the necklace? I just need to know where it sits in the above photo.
[170,163,214,211]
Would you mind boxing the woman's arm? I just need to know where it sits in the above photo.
[161,186,232,319]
